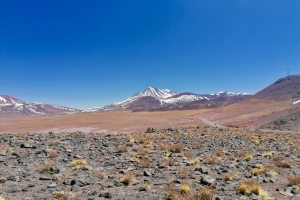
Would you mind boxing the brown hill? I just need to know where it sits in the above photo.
[255,75,300,101]
[198,75,300,131]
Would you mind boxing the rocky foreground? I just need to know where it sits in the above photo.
[0,126,300,200]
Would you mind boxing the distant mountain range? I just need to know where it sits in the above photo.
[83,86,251,112]
[0,95,80,116]
[0,87,251,116]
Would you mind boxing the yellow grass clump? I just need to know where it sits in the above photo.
[120,172,133,185]
[244,155,253,161]
[72,159,87,166]
[190,159,199,165]
[238,179,271,199]
[223,173,233,181]
[180,182,191,194]
[262,151,275,157]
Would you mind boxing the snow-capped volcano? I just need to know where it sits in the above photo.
[114,86,178,106]
[84,87,252,112]
[131,86,178,99]
[0,95,80,116]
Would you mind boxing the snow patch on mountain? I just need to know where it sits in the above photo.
[293,100,300,105]
[211,91,251,97]
[161,94,208,105]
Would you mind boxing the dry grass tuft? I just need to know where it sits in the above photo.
[223,173,233,181]
[180,181,191,194]
[244,155,253,161]
[203,155,216,165]
[120,171,134,185]
[262,151,275,157]
[199,186,215,200]
[72,159,87,166]
[238,179,271,199]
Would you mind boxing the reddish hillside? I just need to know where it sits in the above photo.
[198,75,300,131]
[255,75,300,101]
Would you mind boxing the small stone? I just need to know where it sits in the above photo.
[99,192,112,198]
[7,175,17,181]
[0,150,6,156]
[47,183,57,188]
[200,166,209,174]
[265,172,275,177]
[39,176,52,180]
[200,176,215,185]
[0,177,6,183]
[279,191,293,197]
[20,143,32,148]
[143,170,152,176]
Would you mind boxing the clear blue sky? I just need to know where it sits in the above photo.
[1,1,300,109]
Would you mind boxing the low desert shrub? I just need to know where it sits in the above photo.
[203,155,216,165]
[49,140,60,146]
[183,151,192,158]
[168,157,175,166]
[48,149,59,158]
[169,144,184,153]
[287,176,300,186]
[18,149,29,158]
[140,157,151,168]
[40,160,55,173]
[137,148,147,156]
[273,156,292,168]
[179,166,190,179]
[117,146,127,153]
[94,170,104,179]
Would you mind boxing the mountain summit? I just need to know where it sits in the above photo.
[130,86,178,99]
